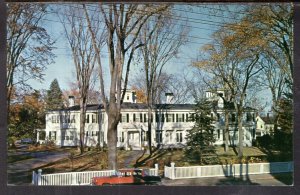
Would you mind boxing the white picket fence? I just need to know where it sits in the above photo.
[32,164,159,186]
[164,161,293,180]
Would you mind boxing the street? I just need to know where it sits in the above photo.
[161,173,293,186]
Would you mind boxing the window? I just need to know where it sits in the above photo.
[122,132,124,142]
[39,131,46,140]
[101,113,104,124]
[186,113,189,122]
[92,114,96,123]
[133,113,136,122]
[217,113,220,121]
[85,114,89,123]
[162,114,165,122]
[126,113,129,123]
[86,131,89,136]
[231,114,235,122]
[144,114,148,122]
[167,114,172,122]
[51,116,55,123]
[156,131,163,143]
[151,114,153,122]
[70,132,75,140]
[52,115,60,123]
[190,113,195,122]
[71,115,75,123]
[121,114,127,123]
[142,131,147,141]
[166,131,173,143]
[217,129,220,139]
[176,131,183,143]
[49,131,56,140]
[127,95,129,100]
[246,113,252,122]
[178,114,184,122]
[140,113,143,122]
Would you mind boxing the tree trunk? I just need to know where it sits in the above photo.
[79,99,86,154]
[147,104,153,155]
[224,110,229,152]
[237,108,244,159]
[107,102,119,170]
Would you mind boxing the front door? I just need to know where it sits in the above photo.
[128,131,140,149]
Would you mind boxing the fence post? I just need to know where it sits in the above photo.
[154,163,159,176]
[37,169,42,185]
[71,172,77,185]
[170,162,175,179]
[32,171,35,185]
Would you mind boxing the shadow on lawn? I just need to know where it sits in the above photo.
[133,147,169,168]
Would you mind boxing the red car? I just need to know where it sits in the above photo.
[91,169,161,185]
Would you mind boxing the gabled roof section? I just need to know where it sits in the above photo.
[261,116,274,124]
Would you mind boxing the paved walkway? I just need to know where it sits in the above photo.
[122,150,144,168]
[7,150,69,185]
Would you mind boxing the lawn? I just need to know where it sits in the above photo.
[133,146,269,168]
[32,146,291,175]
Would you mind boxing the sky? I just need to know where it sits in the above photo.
[27,4,227,91]
[25,3,273,112]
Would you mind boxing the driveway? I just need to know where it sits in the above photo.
[7,147,70,185]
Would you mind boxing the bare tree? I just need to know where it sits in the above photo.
[59,5,105,154]
[7,3,55,116]
[195,20,263,157]
[243,4,293,138]
[84,4,168,169]
[137,10,188,153]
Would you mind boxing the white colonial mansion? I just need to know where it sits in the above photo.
[37,90,257,150]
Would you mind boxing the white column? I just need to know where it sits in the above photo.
[36,131,40,143]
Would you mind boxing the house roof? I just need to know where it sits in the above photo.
[261,116,274,124]
[48,102,255,113]
[49,103,196,112]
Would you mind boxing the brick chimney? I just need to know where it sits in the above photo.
[165,93,174,104]
[68,96,75,107]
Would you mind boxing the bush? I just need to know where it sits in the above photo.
[256,134,273,149]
